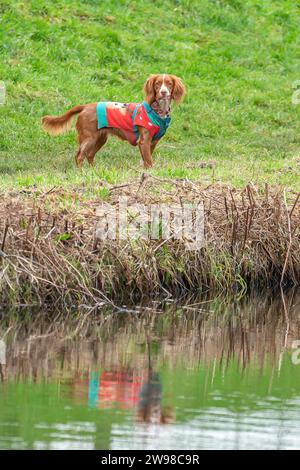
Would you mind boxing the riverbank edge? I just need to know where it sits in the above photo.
[0,178,299,308]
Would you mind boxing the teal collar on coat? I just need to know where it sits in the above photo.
[142,101,171,140]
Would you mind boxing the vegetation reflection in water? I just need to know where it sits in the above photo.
[0,292,300,450]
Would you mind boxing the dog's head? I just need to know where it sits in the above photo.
[143,74,185,105]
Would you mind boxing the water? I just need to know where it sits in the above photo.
[0,292,300,450]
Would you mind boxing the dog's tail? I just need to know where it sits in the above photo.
[42,105,85,135]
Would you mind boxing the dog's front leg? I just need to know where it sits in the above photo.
[137,127,153,168]
[151,138,160,156]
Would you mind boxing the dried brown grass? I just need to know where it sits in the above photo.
[0,177,299,307]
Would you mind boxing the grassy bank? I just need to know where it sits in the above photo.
[0,180,299,307]
[0,0,300,194]
[1,1,300,305]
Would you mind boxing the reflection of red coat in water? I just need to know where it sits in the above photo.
[98,370,142,409]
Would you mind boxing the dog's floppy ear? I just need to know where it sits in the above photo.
[171,75,185,104]
[143,75,157,104]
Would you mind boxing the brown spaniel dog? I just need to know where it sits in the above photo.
[42,74,185,168]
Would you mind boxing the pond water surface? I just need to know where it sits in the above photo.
[0,292,300,450]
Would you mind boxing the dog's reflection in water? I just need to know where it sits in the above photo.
[136,367,175,424]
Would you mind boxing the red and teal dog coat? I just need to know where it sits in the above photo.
[96,101,171,146]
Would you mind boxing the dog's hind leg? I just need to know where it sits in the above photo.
[75,131,108,167]
[75,140,89,168]
[87,131,108,166]
[74,139,94,167]
[74,105,100,168]
[75,147,82,167]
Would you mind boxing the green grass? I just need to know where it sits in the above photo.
[0,0,300,196]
